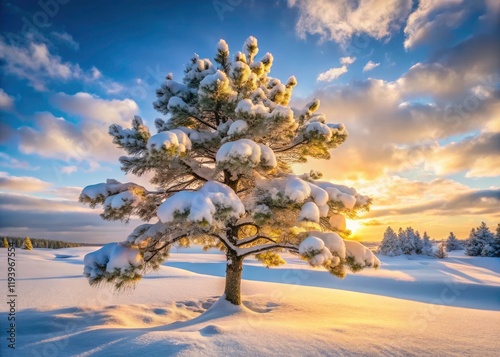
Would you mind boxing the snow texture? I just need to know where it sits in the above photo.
[80,179,145,209]
[157,181,244,227]
[344,240,380,267]
[83,243,143,280]
[227,120,248,136]
[2,247,499,356]
[216,139,277,169]
[298,202,320,222]
[147,129,192,152]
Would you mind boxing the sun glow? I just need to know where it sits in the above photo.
[345,219,362,234]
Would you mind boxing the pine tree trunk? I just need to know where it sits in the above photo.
[224,253,243,305]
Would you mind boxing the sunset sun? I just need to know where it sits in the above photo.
[346,219,362,234]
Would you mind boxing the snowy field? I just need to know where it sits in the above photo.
[1,247,499,356]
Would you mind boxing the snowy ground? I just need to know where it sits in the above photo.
[1,247,499,356]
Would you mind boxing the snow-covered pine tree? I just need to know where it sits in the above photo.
[79,37,380,305]
[400,227,415,255]
[465,222,494,257]
[491,223,500,257]
[434,243,447,259]
[378,227,401,256]
[445,232,461,252]
[2,237,8,248]
[422,231,433,256]
[23,236,33,250]
[413,230,423,254]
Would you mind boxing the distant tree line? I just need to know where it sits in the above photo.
[379,222,500,258]
[1,236,88,249]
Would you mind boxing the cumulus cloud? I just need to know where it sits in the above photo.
[421,132,500,178]
[17,93,139,167]
[51,92,138,126]
[0,37,98,91]
[288,0,412,44]
[18,112,120,165]
[404,0,467,49]
[0,172,51,192]
[299,33,500,181]
[317,56,356,82]
[51,31,80,51]
[317,66,348,82]
[340,56,356,65]
[0,88,14,109]
[363,61,380,72]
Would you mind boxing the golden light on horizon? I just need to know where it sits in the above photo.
[345,219,362,234]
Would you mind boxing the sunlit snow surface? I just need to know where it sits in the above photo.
[1,247,499,356]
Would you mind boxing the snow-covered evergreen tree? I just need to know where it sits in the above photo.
[79,37,379,305]
[445,232,461,252]
[400,227,416,255]
[2,237,8,248]
[413,230,423,254]
[434,243,447,259]
[23,236,33,250]
[491,223,500,257]
[465,222,494,257]
[422,232,433,256]
[378,227,402,256]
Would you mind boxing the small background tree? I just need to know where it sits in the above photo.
[2,237,8,248]
[23,237,33,250]
[422,232,433,256]
[80,37,379,306]
[379,227,401,256]
[445,232,462,252]
[434,243,447,259]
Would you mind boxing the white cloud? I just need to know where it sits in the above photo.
[60,165,78,175]
[18,111,120,165]
[317,65,348,82]
[0,88,14,109]
[0,37,99,91]
[403,0,498,49]
[363,61,380,72]
[18,93,139,165]
[299,33,500,181]
[288,0,412,44]
[420,132,500,178]
[51,92,138,126]
[51,31,79,51]
[0,172,51,192]
[317,56,356,82]
[340,56,356,65]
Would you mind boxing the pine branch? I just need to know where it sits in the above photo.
[190,114,217,130]
[239,243,299,257]
[273,139,308,153]
[236,234,276,246]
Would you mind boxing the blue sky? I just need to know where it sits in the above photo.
[0,0,499,242]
